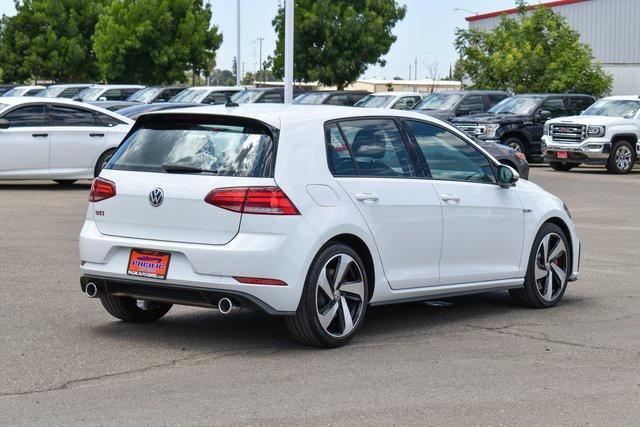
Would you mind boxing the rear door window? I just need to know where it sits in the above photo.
[458,95,485,115]
[49,105,96,126]
[325,123,357,176]
[568,97,595,115]
[107,116,275,177]
[335,119,415,177]
[325,94,349,106]
[540,98,567,118]
[488,94,508,107]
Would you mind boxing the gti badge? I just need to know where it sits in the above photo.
[148,188,164,207]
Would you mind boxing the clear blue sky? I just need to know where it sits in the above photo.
[0,0,521,79]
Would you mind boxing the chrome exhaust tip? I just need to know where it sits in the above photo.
[85,282,99,298]
[218,297,233,314]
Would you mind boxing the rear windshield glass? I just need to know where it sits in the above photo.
[107,116,276,177]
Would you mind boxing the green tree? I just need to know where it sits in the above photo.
[93,0,222,84]
[454,0,611,97]
[0,0,108,83]
[270,0,406,90]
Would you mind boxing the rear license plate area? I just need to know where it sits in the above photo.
[127,249,171,280]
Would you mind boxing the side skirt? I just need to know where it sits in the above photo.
[369,278,524,307]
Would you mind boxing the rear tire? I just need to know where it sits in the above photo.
[53,180,77,185]
[287,243,368,347]
[606,141,635,174]
[509,223,571,308]
[94,149,115,177]
[100,294,172,322]
[549,162,578,172]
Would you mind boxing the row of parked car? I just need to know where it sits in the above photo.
[0,82,638,183]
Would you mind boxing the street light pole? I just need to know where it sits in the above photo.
[236,0,241,86]
[258,37,265,85]
[284,0,294,104]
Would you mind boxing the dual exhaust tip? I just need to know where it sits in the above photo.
[86,281,236,315]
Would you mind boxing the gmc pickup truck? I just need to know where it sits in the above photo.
[542,96,640,174]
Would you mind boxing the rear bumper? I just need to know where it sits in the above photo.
[81,275,293,315]
[79,219,317,313]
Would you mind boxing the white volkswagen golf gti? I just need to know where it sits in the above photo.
[0,97,133,183]
[80,104,580,347]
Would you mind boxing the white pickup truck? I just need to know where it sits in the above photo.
[542,96,640,174]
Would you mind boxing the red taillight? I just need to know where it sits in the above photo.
[205,186,299,215]
[233,276,288,286]
[89,178,116,202]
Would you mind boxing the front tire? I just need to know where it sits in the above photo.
[606,141,635,174]
[100,294,172,322]
[549,162,578,172]
[510,223,570,308]
[287,243,368,347]
[503,137,526,155]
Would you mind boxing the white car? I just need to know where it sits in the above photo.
[542,96,640,174]
[74,85,144,102]
[35,84,93,99]
[0,97,133,183]
[354,91,422,110]
[2,85,46,97]
[169,86,245,104]
[80,104,580,347]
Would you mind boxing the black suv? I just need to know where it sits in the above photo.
[413,90,509,122]
[294,90,369,106]
[451,94,595,161]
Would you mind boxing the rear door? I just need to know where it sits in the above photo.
[94,115,277,245]
[0,104,50,179]
[328,118,443,289]
[48,104,106,176]
[404,120,524,285]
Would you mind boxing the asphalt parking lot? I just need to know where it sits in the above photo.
[1,165,639,425]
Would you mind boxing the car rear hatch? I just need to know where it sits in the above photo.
[92,113,278,245]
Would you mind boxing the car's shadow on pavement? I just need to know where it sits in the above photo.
[0,182,91,190]
[88,291,588,352]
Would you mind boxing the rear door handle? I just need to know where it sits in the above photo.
[440,193,460,204]
[355,193,379,202]
[32,133,48,138]
[90,133,105,137]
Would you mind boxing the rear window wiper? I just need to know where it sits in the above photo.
[161,163,220,174]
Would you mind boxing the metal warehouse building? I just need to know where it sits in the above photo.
[466,0,640,95]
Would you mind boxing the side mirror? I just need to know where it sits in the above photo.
[497,164,519,188]
[0,119,9,129]
[536,110,552,122]
[98,96,107,102]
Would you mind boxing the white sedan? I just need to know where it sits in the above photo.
[80,104,579,347]
[0,97,133,184]
[354,91,423,109]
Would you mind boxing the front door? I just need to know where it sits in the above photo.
[325,118,443,289]
[404,120,524,285]
[0,104,50,179]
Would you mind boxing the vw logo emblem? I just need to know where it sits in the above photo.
[148,188,164,207]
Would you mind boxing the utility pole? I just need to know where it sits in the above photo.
[408,64,412,80]
[257,37,265,85]
[236,0,241,86]
[414,57,418,80]
[284,0,294,104]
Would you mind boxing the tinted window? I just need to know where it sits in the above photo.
[162,88,184,101]
[108,117,274,177]
[59,88,83,98]
[392,97,418,110]
[349,93,368,104]
[458,95,485,114]
[568,97,594,114]
[50,105,96,126]
[325,123,357,176]
[25,89,43,96]
[257,93,283,103]
[488,94,508,106]
[338,119,415,177]
[102,89,123,100]
[406,120,495,184]
[94,112,125,127]
[540,98,567,118]
[3,105,46,127]
[326,94,349,106]
[203,92,227,105]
